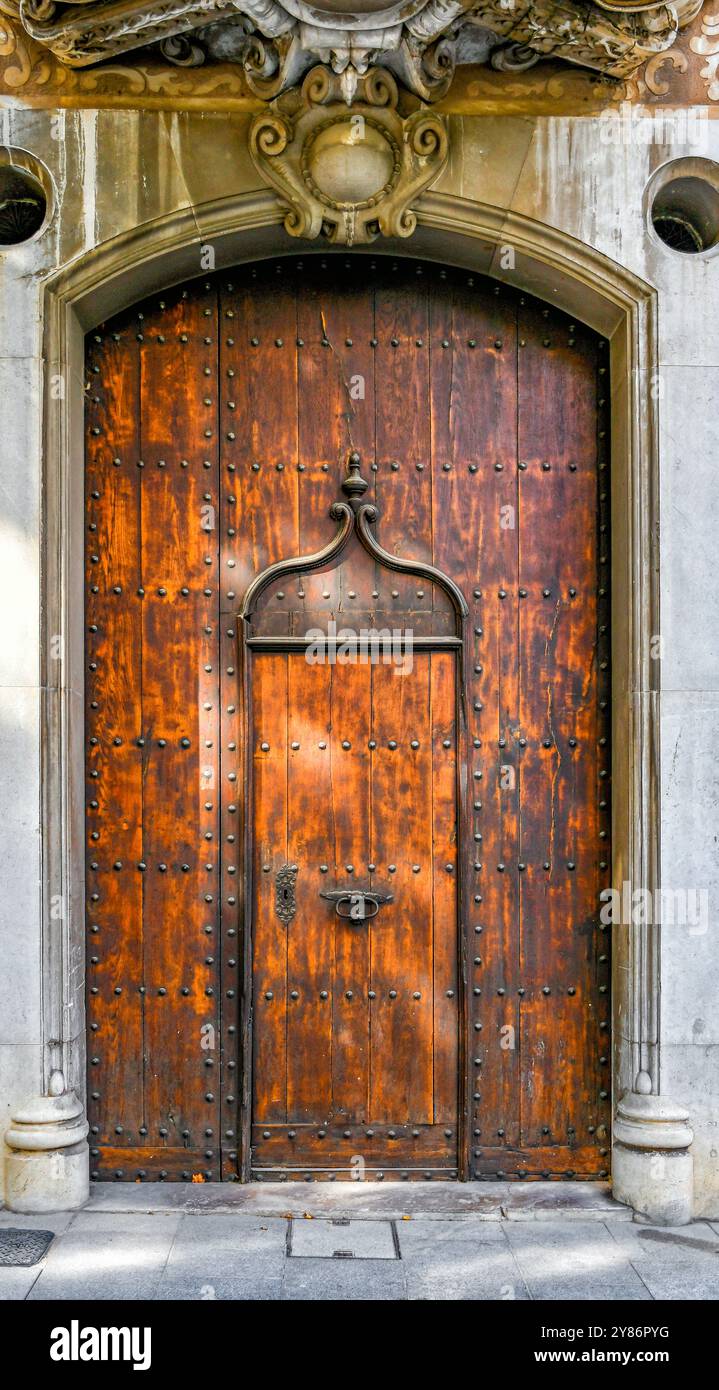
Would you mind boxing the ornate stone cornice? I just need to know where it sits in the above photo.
[0,0,705,101]
[0,0,706,244]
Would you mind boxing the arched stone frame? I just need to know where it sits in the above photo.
[10,187,692,1220]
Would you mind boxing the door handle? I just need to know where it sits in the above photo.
[319,888,394,922]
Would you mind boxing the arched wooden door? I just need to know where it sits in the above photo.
[85,256,611,1184]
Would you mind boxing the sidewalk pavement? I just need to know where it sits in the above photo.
[1,1182,717,1301]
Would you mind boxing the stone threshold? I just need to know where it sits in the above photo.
[73,1180,631,1222]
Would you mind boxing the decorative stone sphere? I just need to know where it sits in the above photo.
[307,122,394,205]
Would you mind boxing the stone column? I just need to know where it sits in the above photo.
[0,118,93,1213]
[4,1071,89,1213]
[608,450,695,1225]
[613,1074,694,1226]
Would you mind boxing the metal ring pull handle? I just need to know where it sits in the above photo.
[320,888,394,923]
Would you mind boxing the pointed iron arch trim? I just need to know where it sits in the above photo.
[354,502,469,622]
[240,500,354,621]
[240,497,469,628]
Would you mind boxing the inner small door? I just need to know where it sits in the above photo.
[250,648,460,1179]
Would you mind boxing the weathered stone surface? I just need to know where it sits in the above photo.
[605,1220,719,1300]
[25,1214,181,1299]
[283,1259,407,1301]
[1,1207,718,1299]
[503,1221,653,1301]
[81,1179,629,1220]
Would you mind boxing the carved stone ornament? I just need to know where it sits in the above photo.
[249,65,448,244]
[0,0,705,100]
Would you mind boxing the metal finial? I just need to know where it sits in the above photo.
[341,451,368,508]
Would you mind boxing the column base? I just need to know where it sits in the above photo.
[612,1089,694,1226]
[4,1088,89,1214]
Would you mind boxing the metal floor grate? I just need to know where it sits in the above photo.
[0,1228,54,1266]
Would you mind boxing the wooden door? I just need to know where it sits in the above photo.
[249,649,459,1177]
[85,256,611,1184]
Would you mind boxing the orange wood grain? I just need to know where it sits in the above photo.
[86,260,610,1183]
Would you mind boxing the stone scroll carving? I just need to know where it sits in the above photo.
[249,64,449,244]
[2,0,705,242]
[1,0,705,97]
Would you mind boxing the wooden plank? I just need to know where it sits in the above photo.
[251,654,289,1124]
[517,300,609,1157]
[85,319,145,1153]
[285,655,334,1123]
[470,1144,607,1178]
[325,658,372,1121]
[430,651,459,1126]
[430,275,522,1166]
[220,265,299,612]
[369,655,435,1126]
[91,1148,215,1182]
[220,616,242,1178]
[138,283,221,1173]
[253,1170,456,1182]
[374,262,432,613]
[296,261,376,616]
[251,1122,454,1168]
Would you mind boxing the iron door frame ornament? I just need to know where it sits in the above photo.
[237,450,470,1181]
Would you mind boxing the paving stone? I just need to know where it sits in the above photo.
[605,1221,719,1300]
[402,1229,531,1301]
[0,1209,74,1233]
[155,1273,283,1301]
[396,1216,509,1255]
[173,1212,288,1247]
[43,1222,177,1261]
[85,1185,195,1213]
[290,1218,397,1259]
[162,1214,287,1281]
[283,1259,407,1301]
[504,1220,653,1301]
[399,1226,531,1299]
[29,1275,163,1301]
[607,1219,718,1257]
[0,1265,45,1300]
[69,1211,183,1236]
[405,1268,531,1301]
[623,1267,718,1300]
[26,1218,178,1300]
[5,1203,719,1301]
[27,1230,170,1299]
